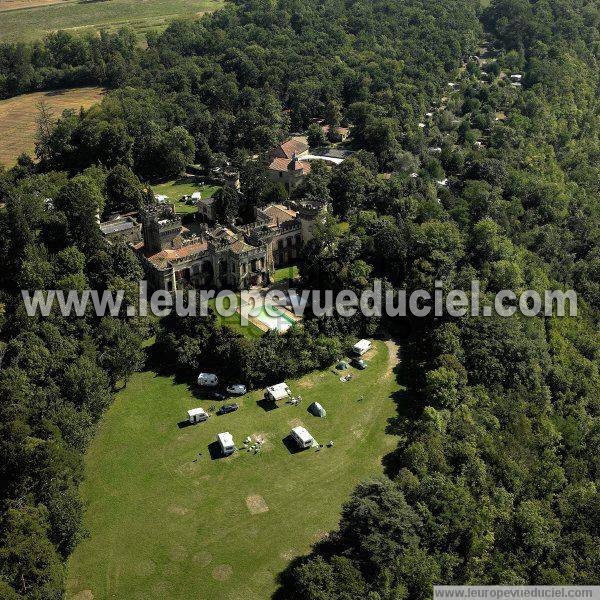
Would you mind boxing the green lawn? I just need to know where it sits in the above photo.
[208,295,263,339]
[273,265,299,284]
[151,178,221,215]
[0,0,223,43]
[67,340,402,600]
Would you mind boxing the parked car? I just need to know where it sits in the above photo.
[207,390,226,400]
[217,403,239,415]
[351,358,367,370]
[226,384,247,395]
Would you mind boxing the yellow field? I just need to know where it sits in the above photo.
[0,0,223,43]
[0,87,105,167]
[0,0,64,12]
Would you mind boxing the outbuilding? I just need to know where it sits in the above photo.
[352,339,372,356]
[308,402,326,418]
[264,382,291,402]
[217,432,235,455]
[291,426,314,449]
[187,407,208,424]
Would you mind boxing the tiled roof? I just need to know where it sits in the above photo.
[230,239,255,254]
[147,240,209,269]
[262,204,298,226]
[279,138,308,159]
[268,157,311,174]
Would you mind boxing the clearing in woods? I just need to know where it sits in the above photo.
[0,87,106,167]
[66,340,404,599]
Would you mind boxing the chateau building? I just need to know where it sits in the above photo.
[134,200,326,291]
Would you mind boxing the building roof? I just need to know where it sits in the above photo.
[321,124,350,136]
[278,138,309,159]
[230,239,255,254]
[146,239,209,268]
[262,204,298,227]
[100,220,134,235]
[268,157,311,175]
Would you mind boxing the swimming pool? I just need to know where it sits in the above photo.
[253,305,296,332]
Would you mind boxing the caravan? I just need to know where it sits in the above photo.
[290,426,314,449]
[264,382,291,402]
[197,372,219,387]
[351,339,372,356]
[187,407,209,424]
[217,432,235,456]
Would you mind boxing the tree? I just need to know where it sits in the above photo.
[0,506,64,599]
[53,175,104,254]
[213,186,240,224]
[104,165,144,217]
[424,367,460,409]
[307,123,327,149]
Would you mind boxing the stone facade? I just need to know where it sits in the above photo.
[134,200,327,292]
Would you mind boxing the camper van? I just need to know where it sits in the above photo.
[291,426,314,449]
[351,339,372,356]
[187,407,209,424]
[217,432,235,456]
[197,372,219,387]
[264,382,291,402]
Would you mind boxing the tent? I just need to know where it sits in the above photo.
[308,402,326,417]
[336,361,349,370]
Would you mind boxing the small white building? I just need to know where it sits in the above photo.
[187,407,208,424]
[291,426,314,449]
[510,74,523,81]
[352,339,372,356]
[198,372,219,386]
[217,432,235,455]
[264,382,291,402]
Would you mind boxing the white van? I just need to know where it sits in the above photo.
[187,407,208,424]
[197,372,218,386]
[352,339,372,356]
[217,432,235,456]
[291,426,314,449]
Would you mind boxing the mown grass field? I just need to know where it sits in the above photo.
[67,340,402,600]
[151,178,221,215]
[0,86,105,167]
[0,0,223,43]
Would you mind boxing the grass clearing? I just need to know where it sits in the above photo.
[151,178,221,215]
[67,340,402,599]
[0,86,105,167]
[0,0,223,43]
[273,265,299,284]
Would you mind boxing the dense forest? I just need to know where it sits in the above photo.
[0,0,598,597]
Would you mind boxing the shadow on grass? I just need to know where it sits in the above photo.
[177,420,194,429]
[207,441,228,460]
[281,435,304,454]
[257,398,278,412]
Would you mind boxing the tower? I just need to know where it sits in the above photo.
[140,205,183,253]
